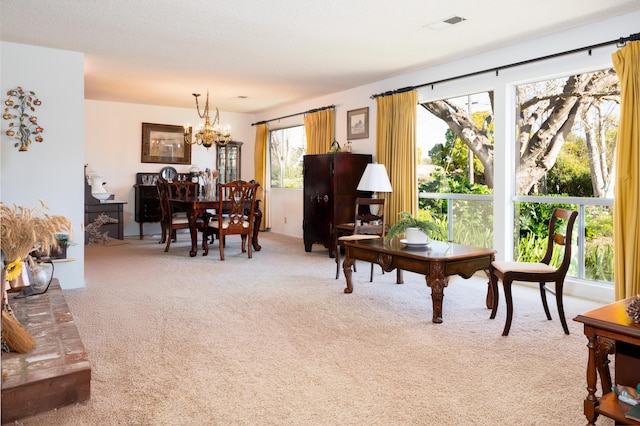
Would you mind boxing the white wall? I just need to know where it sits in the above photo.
[1,42,85,289]
[84,100,256,238]
[268,188,304,236]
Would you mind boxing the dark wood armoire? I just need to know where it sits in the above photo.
[303,153,372,257]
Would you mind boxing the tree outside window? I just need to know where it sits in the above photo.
[269,126,306,189]
[419,68,619,283]
[417,91,494,249]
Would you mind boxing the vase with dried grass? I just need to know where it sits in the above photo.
[199,168,219,198]
[0,200,72,353]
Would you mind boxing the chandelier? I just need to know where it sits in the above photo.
[184,91,231,148]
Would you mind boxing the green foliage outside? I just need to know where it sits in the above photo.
[583,206,614,281]
[514,201,574,268]
[418,175,493,248]
[545,135,593,196]
[269,126,305,188]
[515,201,613,281]
[420,101,614,282]
[428,114,490,186]
[418,177,614,282]
[270,146,303,188]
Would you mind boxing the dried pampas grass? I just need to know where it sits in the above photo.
[2,310,35,353]
[0,200,73,262]
[1,200,66,354]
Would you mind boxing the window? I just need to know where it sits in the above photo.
[269,125,306,188]
[515,70,618,198]
[417,92,494,248]
[514,69,618,282]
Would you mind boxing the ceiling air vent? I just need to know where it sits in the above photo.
[425,15,467,30]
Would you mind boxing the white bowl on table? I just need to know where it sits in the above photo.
[91,192,112,203]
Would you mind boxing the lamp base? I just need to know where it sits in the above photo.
[370,193,380,216]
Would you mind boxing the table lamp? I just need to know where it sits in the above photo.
[357,163,392,215]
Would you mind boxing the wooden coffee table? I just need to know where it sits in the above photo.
[342,239,495,323]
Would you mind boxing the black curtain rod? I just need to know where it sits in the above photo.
[371,32,640,99]
[252,104,335,126]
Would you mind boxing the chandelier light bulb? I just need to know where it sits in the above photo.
[184,91,232,149]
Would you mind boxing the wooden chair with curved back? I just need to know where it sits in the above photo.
[207,180,260,260]
[156,179,200,252]
[155,179,172,245]
[170,179,199,199]
[489,208,579,336]
[335,197,386,281]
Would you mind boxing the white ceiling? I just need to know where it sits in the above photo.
[2,0,639,113]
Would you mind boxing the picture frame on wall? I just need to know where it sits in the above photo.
[347,107,369,140]
[141,122,191,164]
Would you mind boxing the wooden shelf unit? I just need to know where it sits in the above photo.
[133,171,191,239]
[574,299,640,425]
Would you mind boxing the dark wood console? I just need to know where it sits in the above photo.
[84,202,126,244]
[84,173,126,244]
[133,172,192,239]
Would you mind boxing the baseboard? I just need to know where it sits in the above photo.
[514,278,614,304]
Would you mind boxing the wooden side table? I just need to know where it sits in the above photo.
[574,299,640,425]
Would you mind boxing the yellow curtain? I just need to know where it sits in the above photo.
[613,41,640,300]
[304,109,335,155]
[254,123,268,231]
[375,90,417,225]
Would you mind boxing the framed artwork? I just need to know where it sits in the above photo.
[141,122,191,164]
[347,107,369,140]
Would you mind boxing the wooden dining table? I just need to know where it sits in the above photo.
[169,196,262,257]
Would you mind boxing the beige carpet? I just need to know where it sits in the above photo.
[13,232,614,425]
[102,239,129,247]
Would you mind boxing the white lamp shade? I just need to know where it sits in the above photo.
[357,163,392,193]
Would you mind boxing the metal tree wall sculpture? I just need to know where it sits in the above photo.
[3,87,44,151]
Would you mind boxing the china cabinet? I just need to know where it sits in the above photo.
[216,141,242,183]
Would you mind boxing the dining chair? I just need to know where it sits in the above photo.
[169,179,199,199]
[489,208,578,336]
[335,197,386,280]
[156,179,171,245]
[156,179,201,252]
[207,180,260,260]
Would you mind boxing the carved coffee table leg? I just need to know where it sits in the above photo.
[343,258,355,294]
[484,269,493,309]
[426,262,448,323]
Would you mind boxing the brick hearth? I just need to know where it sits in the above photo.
[1,279,91,424]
